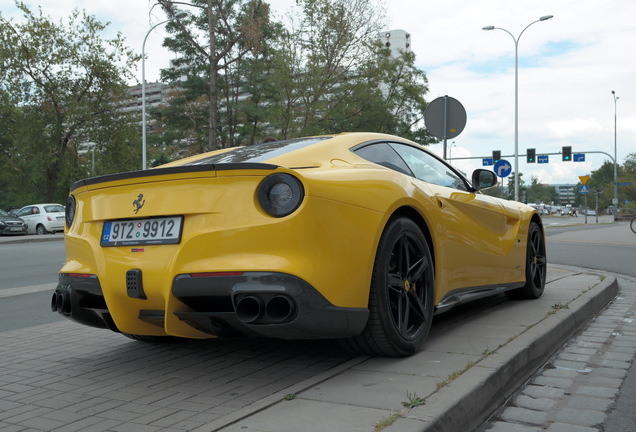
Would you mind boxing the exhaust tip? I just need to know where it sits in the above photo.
[51,292,59,312]
[265,295,295,323]
[56,291,71,315]
[236,296,264,324]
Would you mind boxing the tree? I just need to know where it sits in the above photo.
[622,153,636,210]
[0,2,140,205]
[152,0,435,154]
[265,0,435,142]
[155,0,271,151]
[525,177,558,205]
[584,161,620,210]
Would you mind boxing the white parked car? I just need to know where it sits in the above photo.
[16,203,65,235]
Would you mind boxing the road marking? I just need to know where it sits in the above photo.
[0,283,56,299]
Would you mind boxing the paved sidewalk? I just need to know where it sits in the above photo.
[477,275,636,432]
[0,266,618,432]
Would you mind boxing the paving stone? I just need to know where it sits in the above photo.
[514,394,557,411]
[522,385,565,399]
[500,407,547,425]
[575,385,619,399]
[555,406,606,426]
[567,395,614,411]
[531,376,573,388]
[486,422,542,431]
[546,422,602,432]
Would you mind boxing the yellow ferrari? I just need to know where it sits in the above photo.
[53,132,546,357]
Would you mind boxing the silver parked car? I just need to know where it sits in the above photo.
[16,203,65,235]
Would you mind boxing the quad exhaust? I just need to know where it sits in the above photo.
[235,294,296,324]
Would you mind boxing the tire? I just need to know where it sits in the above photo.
[506,221,547,300]
[631,217,636,234]
[341,217,434,357]
[36,224,48,235]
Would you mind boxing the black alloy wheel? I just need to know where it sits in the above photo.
[507,221,547,299]
[342,217,434,357]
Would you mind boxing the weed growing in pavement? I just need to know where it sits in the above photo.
[283,393,295,401]
[482,346,496,356]
[548,302,570,315]
[374,412,401,431]
[401,391,425,408]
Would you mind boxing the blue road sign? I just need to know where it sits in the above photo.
[482,158,493,166]
[579,185,589,194]
[537,155,549,164]
[494,159,512,178]
[574,153,585,162]
[617,182,633,186]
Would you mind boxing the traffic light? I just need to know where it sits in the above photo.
[527,148,536,163]
[492,150,501,162]
[562,146,572,161]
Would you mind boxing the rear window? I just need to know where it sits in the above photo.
[184,137,331,165]
[44,205,64,213]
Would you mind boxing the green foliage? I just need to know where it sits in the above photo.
[151,0,435,157]
[525,177,559,204]
[0,1,140,207]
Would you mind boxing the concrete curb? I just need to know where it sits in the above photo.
[393,273,619,432]
[0,233,63,245]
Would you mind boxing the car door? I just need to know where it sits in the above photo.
[17,206,37,234]
[387,143,522,292]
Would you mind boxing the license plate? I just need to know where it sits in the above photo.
[101,216,183,247]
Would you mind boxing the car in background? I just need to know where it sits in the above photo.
[0,209,28,235]
[16,203,65,235]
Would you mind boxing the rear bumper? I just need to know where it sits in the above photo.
[52,272,368,340]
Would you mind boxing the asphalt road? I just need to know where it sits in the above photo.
[545,222,636,278]
[0,238,65,332]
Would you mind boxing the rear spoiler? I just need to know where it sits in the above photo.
[69,163,279,192]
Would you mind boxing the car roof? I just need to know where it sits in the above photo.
[163,132,424,169]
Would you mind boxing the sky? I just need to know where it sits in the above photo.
[1,0,634,186]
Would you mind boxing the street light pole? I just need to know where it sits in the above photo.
[482,15,553,202]
[141,12,187,170]
[611,90,619,216]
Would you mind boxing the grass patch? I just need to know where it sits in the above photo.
[548,302,570,315]
[374,412,400,432]
[401,391,425,408]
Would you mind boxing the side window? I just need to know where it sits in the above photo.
[17,207,31,217]
[390,143,469,191]
[354,143,413,176]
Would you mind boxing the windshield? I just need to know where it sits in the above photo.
[0,209,8,216]
[184,137,331,165]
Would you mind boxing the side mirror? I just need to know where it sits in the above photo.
[471,169,498,190]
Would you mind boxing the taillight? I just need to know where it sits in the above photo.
[65,195,76,227]
[257,173,304,217]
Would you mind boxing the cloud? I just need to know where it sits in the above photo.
[2,0,634,185]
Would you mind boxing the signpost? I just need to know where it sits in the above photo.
[574,153,586,162]
[494,159,512,178]
[424,96,467,160]
[537,155,549,164]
